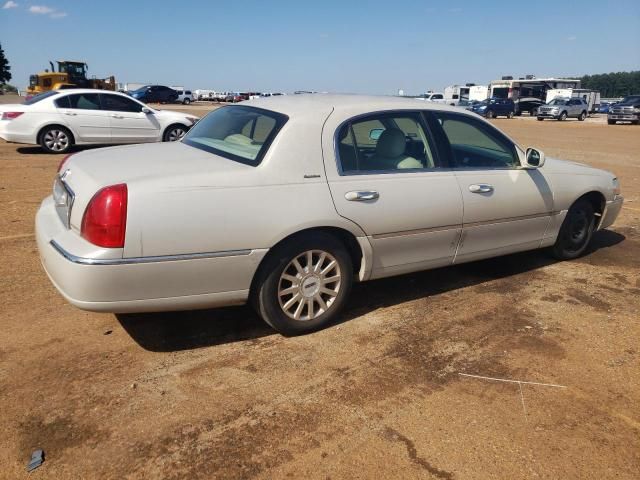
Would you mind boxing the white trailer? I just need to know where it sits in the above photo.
[193,89,217,101]
[489,77,580,102]
[444,85,472,105]
[545,88,601,113]
[469,85,489,102]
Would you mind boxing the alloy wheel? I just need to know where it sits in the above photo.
[168,127,186,141]
[277,250,341,321]
[43,130,69,152]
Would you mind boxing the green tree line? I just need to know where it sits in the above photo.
[577,71,640,98]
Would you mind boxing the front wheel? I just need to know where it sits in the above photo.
[163,124,188,142]
[607,119,616,125]
[254,233,353,335]
[40,126,73,154]
[537,117,544,121]
[558,111,567,121]
[485,110,494,119]
[507,111,514,119]
[551,198,595,260]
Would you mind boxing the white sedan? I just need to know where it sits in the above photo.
[35,95,623,335]
[0,89,199,153]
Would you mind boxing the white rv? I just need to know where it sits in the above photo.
[469,85,489,102]
[444,85,471,105]
[489,76,581,102]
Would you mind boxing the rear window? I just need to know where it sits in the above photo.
[183,106,288,166]
[24,90,59,105]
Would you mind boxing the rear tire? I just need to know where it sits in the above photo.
[183,98,191,105]
[39,125,73,154]
[607,119,616,125]
[578,111,587,121]
[162,124,188,142]
[507,111,514,119]
[254,232,353,335]
[551,198,595,260]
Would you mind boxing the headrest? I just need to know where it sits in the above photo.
[376,128,405,157]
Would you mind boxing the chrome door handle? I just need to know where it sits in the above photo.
[469,184,494,193]
[345,190,379,201]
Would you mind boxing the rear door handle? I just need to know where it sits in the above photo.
[345,190,379,201]
[64,111,77,116]
[111,114,124,119]
[469,184,494,193]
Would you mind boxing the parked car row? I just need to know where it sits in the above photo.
[192,90,286,102]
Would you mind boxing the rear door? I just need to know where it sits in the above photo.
[100,93,160,143]
[55,93,111,143]
[322,110,463,279]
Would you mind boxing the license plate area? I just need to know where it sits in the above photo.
[53,175,74,229]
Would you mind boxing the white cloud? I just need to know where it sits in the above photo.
[2,1,19,9]
[29,4,53,14]
[28,4,67,18]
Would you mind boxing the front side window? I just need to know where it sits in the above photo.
[66,93,101,110]
[430,112,518,168]
[182,105,288,165]
[336,112,436,173]
[101,94,143,113]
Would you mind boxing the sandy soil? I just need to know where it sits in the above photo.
[0,99,639,479]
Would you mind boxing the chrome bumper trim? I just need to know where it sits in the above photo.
[49,240,252,266]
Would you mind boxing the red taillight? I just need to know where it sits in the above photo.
[1,112,24,120]
[81,184,128,248]
[58,153,74,172]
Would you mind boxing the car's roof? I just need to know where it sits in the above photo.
[245,93,464,117]
[50,88,128,96]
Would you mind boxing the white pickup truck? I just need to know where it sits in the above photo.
[418,92,446,103]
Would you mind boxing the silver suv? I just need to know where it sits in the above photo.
[537,98,588,121]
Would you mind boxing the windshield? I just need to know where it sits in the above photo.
[182,105,288,166]
[24,90,59,105]
[548,98,569,106]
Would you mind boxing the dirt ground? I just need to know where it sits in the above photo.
[1,96,639,479]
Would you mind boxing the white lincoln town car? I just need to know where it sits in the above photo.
[35,95,623,335]
[0,89,199,153]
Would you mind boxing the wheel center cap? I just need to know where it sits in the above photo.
[301,275,320,298]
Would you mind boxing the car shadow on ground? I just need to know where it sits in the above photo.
[117,229,625,352]
[16,145,102,155]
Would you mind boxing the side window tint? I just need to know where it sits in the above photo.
[54,96,71,108]
[337,112,436,173]
[433,112,518,168]
[67,93,101,110]
[101,94,143,113]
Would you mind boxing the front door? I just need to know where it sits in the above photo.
[427,111,553,263]
[56,92,111,143]
[100,93,160,143]
[322,110,464,279]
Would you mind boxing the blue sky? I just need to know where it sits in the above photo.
[2,0,639,94]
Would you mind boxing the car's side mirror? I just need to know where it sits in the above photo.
[525,147,545,168]
[141,107,151,114]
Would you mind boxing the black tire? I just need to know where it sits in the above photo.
[607,119,616,125]
[162,124,188,142]
[253,232,353,335]
[183,98,191,105]
[485,110,494,119]
[507,111,514,119]
[551,198,596,260]
[578,111,587,121]
[558,111,567,121]
[537,117,544,121]
[530,108,538,116]
[39,125,73,154]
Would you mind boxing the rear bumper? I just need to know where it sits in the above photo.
[599,195,623,230]
[36,196,266,313]
[0,125,38,144]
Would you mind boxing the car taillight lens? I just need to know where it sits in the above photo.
[81,184,128,248]
[1,112,24,120]
[57,153,74,172]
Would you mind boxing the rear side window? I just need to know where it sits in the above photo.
[183,105,288,166]
[336,112,436,173]
[185,90,192,95]
[24,90,59,105]
[67,93,101,110]
[101,94,143,113]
